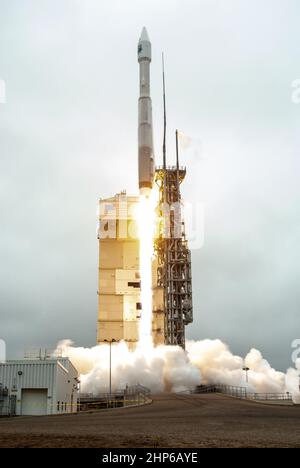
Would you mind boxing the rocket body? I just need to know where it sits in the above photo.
[138,27,154,195]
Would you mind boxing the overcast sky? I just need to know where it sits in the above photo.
[0,0,299,370]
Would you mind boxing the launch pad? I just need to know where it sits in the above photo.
[97,28,193,349]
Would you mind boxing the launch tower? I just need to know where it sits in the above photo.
[154,132,193,348]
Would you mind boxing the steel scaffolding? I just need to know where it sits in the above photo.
[154,162,193,348]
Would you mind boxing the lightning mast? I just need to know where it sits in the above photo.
[154,59,193,348]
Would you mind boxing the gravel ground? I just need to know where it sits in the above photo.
[0,393,299,448]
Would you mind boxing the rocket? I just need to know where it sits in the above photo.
[138,27,155,196]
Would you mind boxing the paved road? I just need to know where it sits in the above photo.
[0,393,300,447]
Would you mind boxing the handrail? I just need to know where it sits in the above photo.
[194,384,293,401]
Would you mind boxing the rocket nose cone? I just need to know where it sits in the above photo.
[138,26,151,61]
[139,26,150,42]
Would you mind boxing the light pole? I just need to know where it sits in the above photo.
[243,366,250,383]
[104,339,116,399]
[76,378,81,413]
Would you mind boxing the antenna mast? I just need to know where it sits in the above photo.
[162,53,167,170]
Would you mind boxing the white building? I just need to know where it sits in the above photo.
[0,358,78,416]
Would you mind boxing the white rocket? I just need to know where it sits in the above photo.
[138,27,155,196]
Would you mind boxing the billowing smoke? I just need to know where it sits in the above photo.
[57,339,300,402]
[188,340,300,401]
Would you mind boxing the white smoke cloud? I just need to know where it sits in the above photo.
[285,358,300,404]
[56,339,300,402]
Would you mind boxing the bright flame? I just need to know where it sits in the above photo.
[137,189,157,349]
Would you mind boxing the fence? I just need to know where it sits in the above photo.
[194,384,293,402]
[78,384,151,411]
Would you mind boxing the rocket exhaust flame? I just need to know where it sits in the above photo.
[137,189,157,349]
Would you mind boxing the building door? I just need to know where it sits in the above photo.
[21,389,48,416]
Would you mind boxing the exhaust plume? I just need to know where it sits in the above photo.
[56,339,300,402]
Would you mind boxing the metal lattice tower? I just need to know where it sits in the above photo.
[154,158,193,348]
[154,58,193,349]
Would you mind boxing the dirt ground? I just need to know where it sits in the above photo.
[0,393,299,448]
